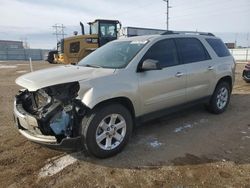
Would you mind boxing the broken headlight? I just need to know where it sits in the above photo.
[34,89,52,109]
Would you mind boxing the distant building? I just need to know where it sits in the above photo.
[225,43,236,49]
[0,39,51,61]
[0,40,24,50]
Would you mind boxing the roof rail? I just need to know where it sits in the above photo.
[161,30,215,36]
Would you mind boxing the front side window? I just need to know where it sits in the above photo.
[206,38,231,57]
[70,42,80,53]
[78,40,147,69]
[175,38,211,64]
[143,39,179,68]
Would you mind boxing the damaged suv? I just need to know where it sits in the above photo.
[14,31,235,158]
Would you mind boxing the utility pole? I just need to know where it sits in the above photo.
[234,33,238,48]
[163,0,171,30]
[246,32,249,61]
[20,37,29,49]
[52,24,66,42]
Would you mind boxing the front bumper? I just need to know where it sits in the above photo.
[13,99,83,151]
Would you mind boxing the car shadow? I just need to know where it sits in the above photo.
[71,93,250,169]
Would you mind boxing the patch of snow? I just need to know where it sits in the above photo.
[0,65,17,69]
[199,119,208,123]
[174,124,193,133]
[16,70,27,74]
[149,140,163,148]
[38,154,77,178]
[240,131,247,134]
[16,64,28,66]
[242,136,250,140]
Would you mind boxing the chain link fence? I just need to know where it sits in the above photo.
[229,48,250,61]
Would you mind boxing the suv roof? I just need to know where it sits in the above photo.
[118,30,217,42]
[161,30,215,36]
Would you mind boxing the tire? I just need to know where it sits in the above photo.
[207,81,231,114]
[47,51,58,64]
[81,104,133,158]
[242,70,250,83]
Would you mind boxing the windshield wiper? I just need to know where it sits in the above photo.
[84,64,102,68]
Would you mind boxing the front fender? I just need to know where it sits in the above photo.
[78,82,141,116]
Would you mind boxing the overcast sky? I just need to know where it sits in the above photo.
[0,0,249,49]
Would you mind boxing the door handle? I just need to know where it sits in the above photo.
[208,66,214,70]
[175,72,184,77]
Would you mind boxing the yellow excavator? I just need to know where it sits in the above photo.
[47,19,121,64]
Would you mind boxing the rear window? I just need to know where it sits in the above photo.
[175,38,211,64]
[206,38,231,57]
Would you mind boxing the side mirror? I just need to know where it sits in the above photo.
[140,59,161,71]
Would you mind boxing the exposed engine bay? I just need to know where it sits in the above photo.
[15,82,86,143]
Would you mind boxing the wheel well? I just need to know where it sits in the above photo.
[216,76,233,92]
[93,97,135,119]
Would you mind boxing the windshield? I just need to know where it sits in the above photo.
[78,40,147,69]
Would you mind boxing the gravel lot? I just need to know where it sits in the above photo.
[0,61,249,188]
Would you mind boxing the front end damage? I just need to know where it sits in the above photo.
[13,82,87,151]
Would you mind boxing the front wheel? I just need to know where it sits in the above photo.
[207,82,231,114]
[81,104,133,158]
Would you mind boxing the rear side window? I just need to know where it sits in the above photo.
[175,38,211,64]
[143,39,179,68]
[70,42,80,53]
[206,38,231,57]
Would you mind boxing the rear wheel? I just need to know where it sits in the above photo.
[207,81,231,114]
[81,104,133,158]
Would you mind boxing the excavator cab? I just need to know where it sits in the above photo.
[88,19,121,46]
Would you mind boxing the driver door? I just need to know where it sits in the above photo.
[138,39,187,114]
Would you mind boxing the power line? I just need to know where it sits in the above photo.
[52,24,66,42]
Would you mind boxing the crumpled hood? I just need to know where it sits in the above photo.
[16,65,115,91]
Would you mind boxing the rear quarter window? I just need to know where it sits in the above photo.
[206,38,231,57]
[175,38,211,64]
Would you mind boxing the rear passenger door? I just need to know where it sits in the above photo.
[138,39,187,114]
[175,38,215,101]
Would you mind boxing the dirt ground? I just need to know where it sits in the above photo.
[0,61,249,188]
